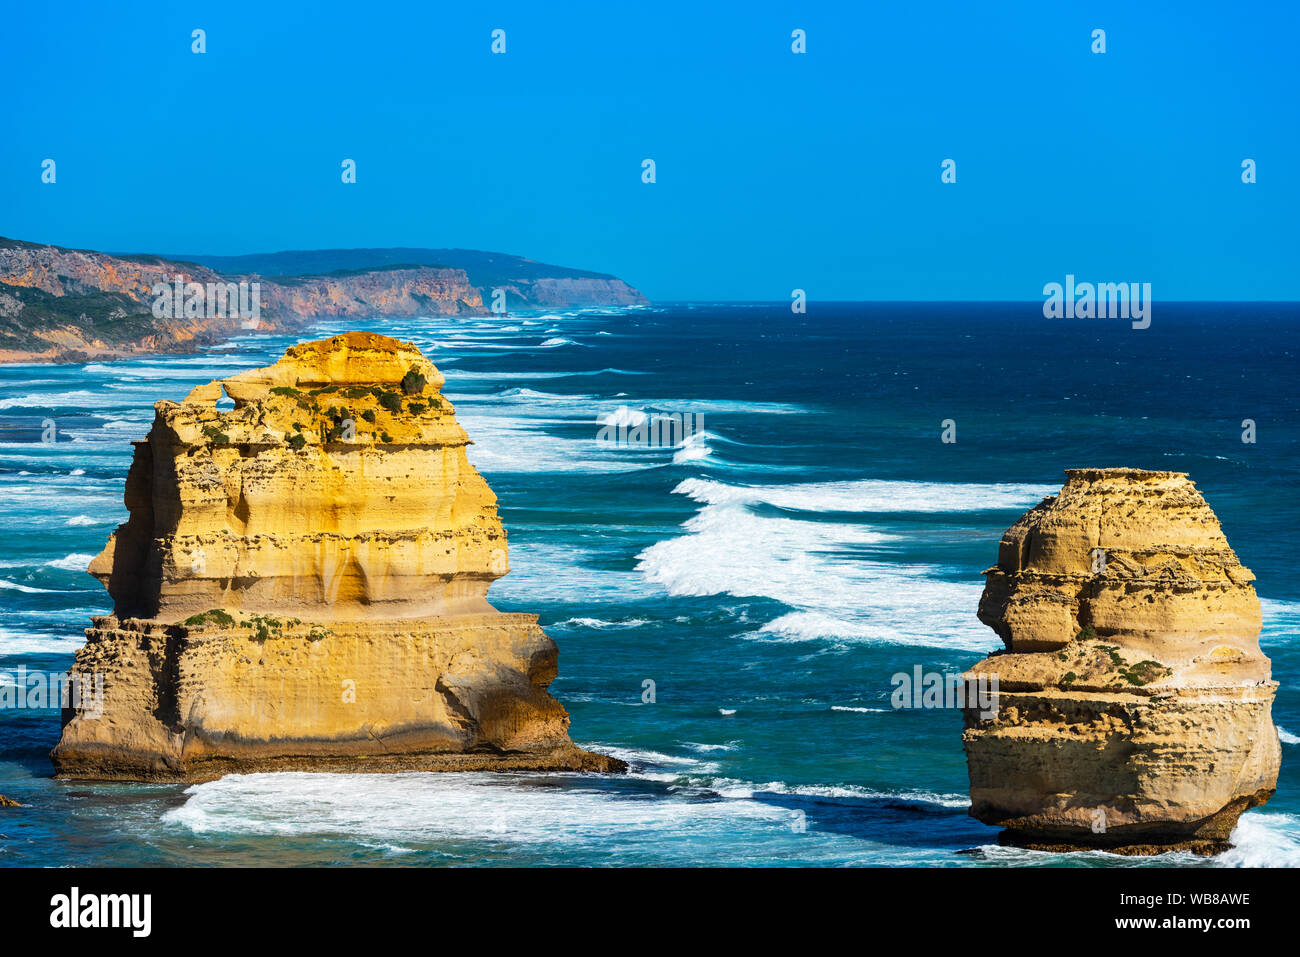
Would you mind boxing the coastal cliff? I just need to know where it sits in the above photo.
[182,246,650,309]
[961,468,1280,854]
[51,331,622,781]
[0,237,646,363]
[257,267,482,321]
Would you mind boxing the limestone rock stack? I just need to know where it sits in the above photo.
[962,468,1280,854]
[52,332,622,780]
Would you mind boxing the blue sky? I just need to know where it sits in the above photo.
[3,0,1296,300]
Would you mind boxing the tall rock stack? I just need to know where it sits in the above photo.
[962,468,1280,854]
[53,332,622,781]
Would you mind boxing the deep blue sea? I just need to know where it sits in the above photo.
[1,302,1296,867]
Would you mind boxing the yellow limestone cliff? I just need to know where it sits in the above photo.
[962,468,1280,854]
[52,332,623,780]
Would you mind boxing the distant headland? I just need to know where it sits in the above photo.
[0,236,647,364]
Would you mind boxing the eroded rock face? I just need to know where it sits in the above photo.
[52,332,622,780]
[962,468,1280,854]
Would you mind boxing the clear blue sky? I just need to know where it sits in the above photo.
[3,0,1296,300]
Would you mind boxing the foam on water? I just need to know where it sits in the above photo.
[0,626,88,656]
[1219,813,1300,867]
[490,541,661,604]
[454,388,752,475]
[702,779,970,809]
[553,617,652,630]
[635,478,1046,650]
[0,580,62,594]
[157,757,980,865]
[0,390,122,410]
[597,405,646,427]
[831,705,889,714]
[672,477,1059,514]
[959,808,1300,869]
[161,770,790,847]
[671,431,715,465]
[1260,598,1300,648]
[462,417,653,474]
[84,360,252,380]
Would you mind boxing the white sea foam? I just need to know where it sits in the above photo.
[0,484,122,514]
[703,779,970,808]
[496,387,576,401]
[0,627,86,656]
[161,770,785,845]
[489,540,660,605]
[830,705,889,714]
[0,390,115,410]
[453,385,714,474]
[1260,598,1300,649]
[48,553,95,572]
[967,810,1300,868]
[636,477,1054,651]
[598,406,647,428]
[1219,812,1300,867]
[158,755,977,855]
[671,431,715,464]
[756,612,888,643]
[590,746,707,768]
[672,477,1058,514]
[1277,727,1300,745]
[461,417,651,474]
[0,580,61,594]
[439,368,646,381]
[553,617,652,630]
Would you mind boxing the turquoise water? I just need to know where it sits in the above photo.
[1,302,1296,867]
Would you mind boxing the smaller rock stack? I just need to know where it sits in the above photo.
[962,468,1280,854]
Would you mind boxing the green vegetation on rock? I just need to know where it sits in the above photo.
[400,367,427,395]
[182,609,236,629]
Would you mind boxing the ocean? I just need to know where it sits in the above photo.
[0,302,1296,867]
